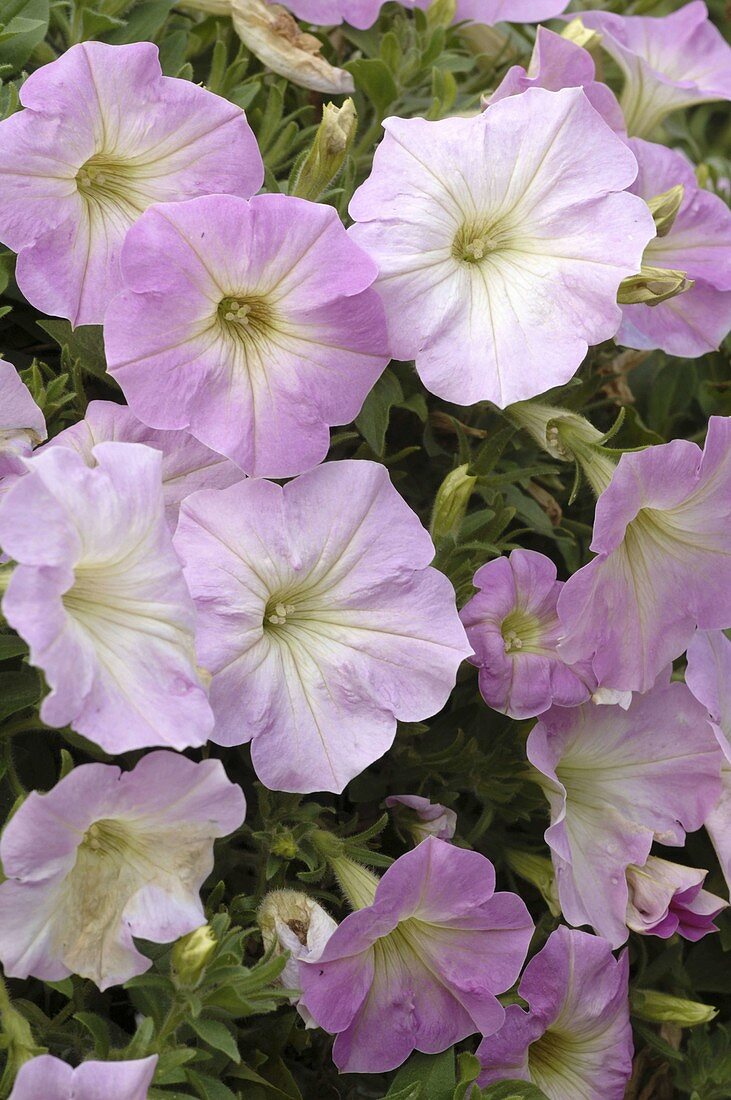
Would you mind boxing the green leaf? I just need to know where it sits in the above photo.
[0,669,39,721]
[387,1049,456,1100]
[453,1052,482,1100]
[74,1011,111,1058]
[185,1069,239,1100]
[345,58,398,116]
[104,0,174,43]
[355,369,403,454]
[480,1083,550,1099]
[0,0,49,70]
[189,1018,241,1063]
[0,634,28,661]
[38,320,109,382]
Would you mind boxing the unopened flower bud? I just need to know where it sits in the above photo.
[386,794,457,844]
[617,264,694,307]
[171,924,217,989]
[561,17,602,52]
[430,463,477,542]
[631,989,718,1027]
[647,184,685,237]
[291,99,357,201]
[505,849,561,917]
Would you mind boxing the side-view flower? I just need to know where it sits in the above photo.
[0,41,263,325]
[0,752,245,988]
[0,442,213,752]
[0,363,46,479]
[527,677,723,947]
[173,459,471,792]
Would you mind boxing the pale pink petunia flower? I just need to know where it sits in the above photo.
[579,2,731,137]
[527,677,723,948]
[105,194,389,478]
[0,362,46,480]
[0,41,263,325]
[349,88,654,408]
[9,1055,158,1100]
[617,138,731,358]
[0,442,213,753]
[173,460,471,793]
[0,753,245,989]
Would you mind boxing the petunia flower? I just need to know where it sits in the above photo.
[385,794,457,842]
[348,87,654,408]
[476,926,633,1099]
[686,629,731,894]
[0,442,213,754]
[38,400,245,531]
[527,678,723,948]
[625,856,726,941]
[104,194,389,478]
[258,889,338,1025]
[0,362,46,479]
[486,26,625,132]
[0,752,245,989]
[460,549,593,719]
[9,1055,158,1100]
[298,836,533,1073]
[412,0,570,27]
[0,42,263,326]
[579,2,731,138]
[616,139,731,357]
[173,460,471,793]
[557,415,731,694]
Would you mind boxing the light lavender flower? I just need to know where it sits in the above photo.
[527,678,723,948]
[477,926,632,1099]
[349,88,654,408]
[0,753,245,989]
[0,42,262,325]
[299,837,533,1073]
[173,460,471,793]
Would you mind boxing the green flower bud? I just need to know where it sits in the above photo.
[430,463,477,542]
[617,264,694,307]
[171,924,217,989]
[631,989,718,1027]
[505,849,561,917]
[647,184,685,238]
[561,17,602,52]
[290,99,357,202]
[0,978,45,1095]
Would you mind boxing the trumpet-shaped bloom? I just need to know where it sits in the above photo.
[558,416,731,694]
[0,42,263,326]
[9,1055,158,1100]
[349,88,654,408]
[487,26,625,133]
[686,629,731,893]
[625,856,725,941]
[617,139,731,357]
[527,679,723,948]
[174,460,471,793]
[0,362,46,479]
[40,400,245,531]
[476,926,632,1099]
[460,549,593,719]
[0,752,245,989]
[385,794,457,842]
[299,837,533,1073]
[105,194,389,478]
[0,442,213,753]
[579,2,731,137]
